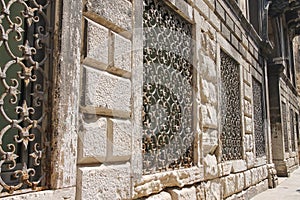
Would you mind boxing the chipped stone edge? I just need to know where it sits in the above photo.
[133,166,204,199]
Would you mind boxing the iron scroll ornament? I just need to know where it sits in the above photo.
[142,0,194,174]
[0,0,52,193]
[220,51,243,161]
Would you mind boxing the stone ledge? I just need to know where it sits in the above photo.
[133,166,204,199]
[78,163,131,200]
[0,187,76,200]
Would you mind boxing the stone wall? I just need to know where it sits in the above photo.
[2,0,298,199]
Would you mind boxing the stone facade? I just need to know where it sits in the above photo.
[0,0,299,200]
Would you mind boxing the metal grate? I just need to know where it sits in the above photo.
[290,110,296,151]
[282,102,289,152]
[0,0,52,194]
[220,50,242,161]
[142,0,194,174]
[252,78,265,157]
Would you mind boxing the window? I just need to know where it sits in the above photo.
[252,78,265,157]
[0,0,53,194]
[290,110,296,151]
[282,102,289,152]
[248,0,261,34]
[220,50,242,161]
[142,0,194,174]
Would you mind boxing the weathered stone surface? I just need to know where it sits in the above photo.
[201,31,216,60]
[222,175,236,198]
[251,168,259,185]
[245,152,255,168]
[199,54,217,82]
[201,104,218,128]
[168,186,197,200]
[112,32,131,72]
[244,170,252,188]
[86,0,132,31]
[78,163,131,200]
[133,167,204,199]
[243,68,251,85]
[85,19,109,65]
[219,162,232,176]
[244,116,253,133]
[168,0,193,20]
[198,180,222,200]
[78,117,107,163]
[236,173,245,192]
[204,154,218,179]
[201,79,217,104]
[244,99,252,117]
[83,66,131,112]
[202,129,219,155]
[244,83,252,101]
[231,160,247,173]
[145,191,172,200]
[257,166,268,182]
[244,135,253,151]
[0,187,76,200]
[195,0,209,19]
[107,119,132,160]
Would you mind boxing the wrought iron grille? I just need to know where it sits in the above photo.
[142,0,194,174]
[290,110,296,151]
[252,78,265,157]
[282,102,289,152]
[0,0,52,194]
[220,50,242,161]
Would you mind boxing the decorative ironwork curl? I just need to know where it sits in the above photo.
[220,50,242,161]
[0,0,52,194]
[142,0,194,174]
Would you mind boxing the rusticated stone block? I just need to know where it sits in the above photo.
[204,154,218,179]
[244,170,252,188]
[86,0,132,31]
[202,129,219,155]
[244,135,253,151]
[218,161,232,177]
[244,83,252,101]
[145,191,172,200]
[107,119,132,160]
[197,180,222,200]
[78,117,107,163]
[245,152,255,168]
[244,99,252,117]
[222,174,236,198]
[251,168,259,185]
[85,18,109,65]
[168,186,197,200]
[200,79,217,104]
[236,172,245,192]
[78,163,131,200]
[244,116,252,133]
[201,104,218,128]
[83,66,131,112]
[199,54,217,82]
[231,160,247,173]
[112,32,131,73]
